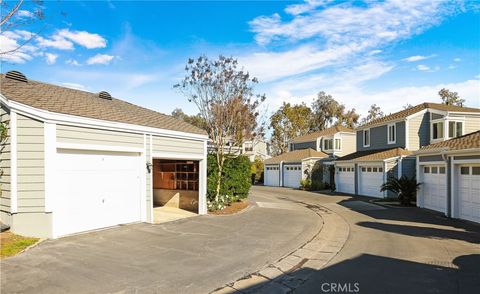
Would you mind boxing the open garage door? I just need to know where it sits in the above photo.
[336,166,355,194]
[358,166,384,198]
[421,165,447,213]
[54,149,142,237]
[283,164,302,188]
[458,165,480,223]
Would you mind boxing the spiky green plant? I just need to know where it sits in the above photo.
[380,176,421,205]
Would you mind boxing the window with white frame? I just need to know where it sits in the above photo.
[335,138,341,150]
[363,129,370,147]
[432,121,444,140]
[324,139,333,150]
[448,121,463,138]
[387,123,396,144]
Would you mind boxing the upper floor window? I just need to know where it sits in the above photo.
[387,123,396,144]
[363,129,370,147]
[335,138,341,150]
[448,121,463,138]
[324,139,333,150]
[432,121,444,140]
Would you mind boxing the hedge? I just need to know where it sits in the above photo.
[207,154,252,203]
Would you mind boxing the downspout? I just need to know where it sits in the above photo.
[279,160,284,187]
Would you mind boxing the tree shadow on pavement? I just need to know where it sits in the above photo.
[233,254,480,294]
[357,221,480,244]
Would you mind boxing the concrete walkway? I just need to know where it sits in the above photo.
[0,191,321,294]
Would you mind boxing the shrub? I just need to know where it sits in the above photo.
[380,176,420,205]
[251,158,264,184]
[300,179,311,190]
[207,154,252,210]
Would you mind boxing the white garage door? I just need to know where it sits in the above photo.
[458,165,480,223]
[53,150,143,237]
[422,165,447,213]
[359,166,384,198]
[284,164,302,188]
[336,166,355,194]
[264,165,280,186]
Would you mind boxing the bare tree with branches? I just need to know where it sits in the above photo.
[174,55,265,205]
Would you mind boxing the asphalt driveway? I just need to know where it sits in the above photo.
[0,191,321,294]
[2,186,480,294]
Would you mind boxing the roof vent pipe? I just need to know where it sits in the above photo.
[98,91,112,100]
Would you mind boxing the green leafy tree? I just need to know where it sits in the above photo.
[269,102,311,155]
[174,55,265,206]
[361,104,384,125]
[335,105,360,128]
[380,176,421,206]
[438,88,465,106]
[310,91,341,131]
[251,157,264,184]
[171,108,208,131]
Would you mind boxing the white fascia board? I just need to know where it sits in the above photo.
[1,95,208,142]
[447,111,480,116]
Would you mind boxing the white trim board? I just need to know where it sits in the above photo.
[9,111,18,214]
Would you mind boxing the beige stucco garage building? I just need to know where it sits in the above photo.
[0,71,208,238]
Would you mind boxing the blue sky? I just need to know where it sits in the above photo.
[1,0,479,121]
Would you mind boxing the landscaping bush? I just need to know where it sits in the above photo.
[380,175,420,205]
[250,158,264,184]
[207,154,252,210]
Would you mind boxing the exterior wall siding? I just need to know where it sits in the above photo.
[419,155,444,162]
[0,105,11,213]
[357,121,406,151]
[16,114,45,213]
[292,141,316,151]
[463,115,480,135]
[408,112,430,150]
[401,157,416,178]
[152,135,204,156]
[56,125,144,148]
[336,133,356,157]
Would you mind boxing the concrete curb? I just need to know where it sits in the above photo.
[210,203,350,294]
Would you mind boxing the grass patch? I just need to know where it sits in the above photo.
[0,231,39,258]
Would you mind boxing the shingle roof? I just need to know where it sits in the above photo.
[291,125,354,143]
[0,73,207,135]
[336,147,412,162]
[418,131,480,152]
[265,148,328,164]
[359,102,480,129]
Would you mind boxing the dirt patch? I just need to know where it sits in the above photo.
[209,200,249,215]
[0,231,39,258]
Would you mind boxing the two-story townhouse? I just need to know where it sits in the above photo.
[207,138,269,162]
[335,102,480,198]
[264,126,355,188]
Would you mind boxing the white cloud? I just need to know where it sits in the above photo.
[453,58,461,62]
[250,1,453,46]
[61,82,86,90]
[44,53,58,65]
[57,29,106,49]
[66,59,81,66]
[0,34,36,63]
[86,53,115,65]
[402,54,436,62]
[17,10,34,18]
[416,64,440,72]
[284,0,332,15]
[448,65,456,69]
[36,35,74,50]
[417,64,430,71]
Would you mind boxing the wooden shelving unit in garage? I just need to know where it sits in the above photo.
[153,160,199,191]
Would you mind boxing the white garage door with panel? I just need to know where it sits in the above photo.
[264,165,280,187]
[53,149,143,237]
[359,166,384,198]
[336,166,355,194]
[421,165,447,213]
[458,165,480,223]
[283,164,302,188]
